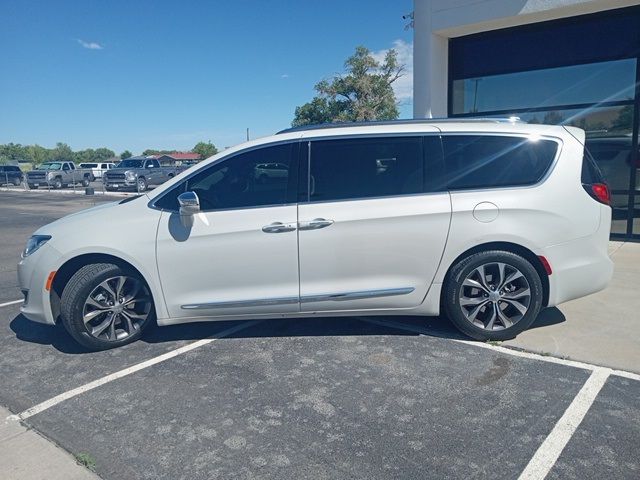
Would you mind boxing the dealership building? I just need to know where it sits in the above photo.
[413,0,640,240]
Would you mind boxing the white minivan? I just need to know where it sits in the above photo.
[18,119,613,350]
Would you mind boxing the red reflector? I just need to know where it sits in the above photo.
[538,256,552,276]
[591,183,611,205]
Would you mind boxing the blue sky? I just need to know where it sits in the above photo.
[0,0,413,154]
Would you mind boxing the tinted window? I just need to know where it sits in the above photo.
[308,137,423,202]
[439,136,558,190]
[582,148,607,184]
[154,143,294,211]
[119,160,144,168]
[451,59,636,115]
[147,160,160,168]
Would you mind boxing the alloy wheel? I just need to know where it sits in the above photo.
[458,262,531,331]
[82,276,152,341]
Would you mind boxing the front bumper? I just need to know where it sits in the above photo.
[17,243,61,325]
[105,180,136,188]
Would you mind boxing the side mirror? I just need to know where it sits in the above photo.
[178,191,200,216]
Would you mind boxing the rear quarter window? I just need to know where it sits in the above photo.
[581,148,606,184]
[438,135,558,190]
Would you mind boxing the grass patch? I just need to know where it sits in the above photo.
[486,340,502,346]
[74,452,97,472]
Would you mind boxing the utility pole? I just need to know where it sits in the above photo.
[246,128,250,141]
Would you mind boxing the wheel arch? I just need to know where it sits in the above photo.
[50,253,156,324]
[441,241,550,309]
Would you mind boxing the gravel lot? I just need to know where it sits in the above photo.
[1,191,638,479]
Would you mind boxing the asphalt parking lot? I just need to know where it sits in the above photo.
[1,191,639,479]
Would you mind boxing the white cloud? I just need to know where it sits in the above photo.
[77,39,104,50]
[280,74,290,79]
[372,39,413,104]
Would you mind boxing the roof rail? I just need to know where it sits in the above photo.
[276,117,524,134]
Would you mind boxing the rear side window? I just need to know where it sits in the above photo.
[581,148,606,184]
[438,135,558,190]
[308,137,423,202]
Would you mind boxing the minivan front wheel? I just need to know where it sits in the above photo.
[443,250,543,341]
[61,263,155,350]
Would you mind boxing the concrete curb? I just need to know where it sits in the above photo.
[1,406,100,479]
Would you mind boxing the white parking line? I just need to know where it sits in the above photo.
[360,317,636,480]
[7,320,261,422]
[0,299,23,308]
[518,368,611,480]
[360,317,640,380]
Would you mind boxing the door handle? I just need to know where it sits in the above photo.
[299,218,334,231]
[262,222,296,233]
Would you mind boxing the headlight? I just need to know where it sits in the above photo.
[125,171,136,181]
[22,235,51,258]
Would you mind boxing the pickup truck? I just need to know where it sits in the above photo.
[26,162,94,189]
[103,158,182,191]
[0,165,24,186]
[79,162,117,179]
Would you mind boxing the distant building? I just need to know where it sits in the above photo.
[156,152,201,166]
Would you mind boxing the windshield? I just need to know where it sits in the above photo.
[117,160,144,168]
[40,163,62,170]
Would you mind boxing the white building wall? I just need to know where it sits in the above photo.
[413,0,640,118]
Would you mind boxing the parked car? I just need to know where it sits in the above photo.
[78,162,116,179]
[26,162,94,189]
[0,165,24,186]
[18,119,613,350]
[102,158,181,191]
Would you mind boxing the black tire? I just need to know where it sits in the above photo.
[443,250,543,341]
[60,263,155,350]
[137,177,147,192]
[12,177,21,186]
[28,184,38,190]
[82,176,90,187]
[52,177,62,189]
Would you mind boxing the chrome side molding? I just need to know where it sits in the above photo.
[300,287,414,303]
[181,287,415,310]
[181,296,299,310]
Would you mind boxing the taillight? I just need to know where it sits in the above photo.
[583,183,611,205]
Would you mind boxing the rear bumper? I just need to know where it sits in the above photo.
[545,208,613,307]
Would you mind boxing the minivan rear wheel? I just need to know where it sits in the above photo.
[60,263,155,350]
[443,250,543,341]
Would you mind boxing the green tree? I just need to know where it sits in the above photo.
[120,150,133,160]
[542,111,565,125]
[52,142,74,162]
[27,145,49,165]
[191,141,218,159]
[142,149,173,156]
[292,46,403,127]
[611,104,633,132]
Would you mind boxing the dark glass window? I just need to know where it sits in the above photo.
[308,137,422,202]
[582,149,606,185]
[452,59,636,115]
[147,159,161,168]
[154,143,294,211]
[449,6,640,80]
[439,136,558,190]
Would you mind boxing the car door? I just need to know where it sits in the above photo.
[297,134,451,312]
[155,142,300,319]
